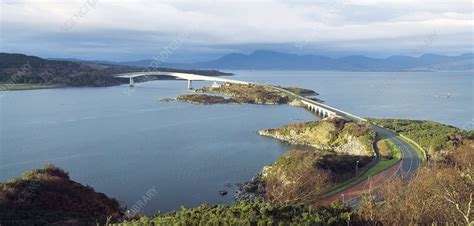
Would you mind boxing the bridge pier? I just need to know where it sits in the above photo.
[187,80,193,90]
[301,101,338,119]
[129,77,134,87]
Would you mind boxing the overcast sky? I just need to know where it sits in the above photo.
[1,0,472,62]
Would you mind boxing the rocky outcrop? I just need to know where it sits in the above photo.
[159,98,176,102]
[288,99,303,106]
[234,174,266,202]
[259,117,375,156]
[176,94,230,104]
[333,135,368,156]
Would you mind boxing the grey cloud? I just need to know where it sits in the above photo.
[1,0,472,61]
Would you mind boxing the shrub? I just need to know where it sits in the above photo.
[370,119,472,160]
[122,201,354,225]
[358,139,473,225]
[376,139,393,160]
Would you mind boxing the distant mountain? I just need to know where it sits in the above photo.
[190,50,473,71]
[114,50,473,71]
[45,51,474,71]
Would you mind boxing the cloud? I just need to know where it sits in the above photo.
[1,0,472,61]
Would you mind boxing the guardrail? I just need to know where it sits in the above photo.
[399,133,428,162]
[370,123,428,162]
[264,84,368,123]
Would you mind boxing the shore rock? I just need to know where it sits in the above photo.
[234,174,266,202]
[258,117,375,156]
[160,98,176,102]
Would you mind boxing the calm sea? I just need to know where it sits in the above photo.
[0,70,472,214]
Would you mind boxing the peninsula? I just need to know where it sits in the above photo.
[0,53,232,90]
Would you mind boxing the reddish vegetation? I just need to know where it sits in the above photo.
[376,139,392,160]
[262,150,373,206]
[0,163,124,225]
[358,140,473,224]
[321,161,402,204]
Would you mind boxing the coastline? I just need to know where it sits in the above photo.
[0,83,66,91]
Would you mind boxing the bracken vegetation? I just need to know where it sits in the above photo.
[359,140,473,225]
[262,150,372,205]
[0,163,124,225]
[376,139,400,160]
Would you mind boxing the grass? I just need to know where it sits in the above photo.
[369,119,428,163]
[385,139,402,159]
[321,139,402,198]
[0,83,63,91]
[368,119,468,159]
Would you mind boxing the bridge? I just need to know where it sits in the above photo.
[265,85,366,122]
[115,71,364,122]
[115,71,249,90]
[114,71,421,206]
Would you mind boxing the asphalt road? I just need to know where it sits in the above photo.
[371,125,421,179]
[341,126,421,208]
[269,82,422,205]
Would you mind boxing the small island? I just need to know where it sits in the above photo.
[173,83,322,105]
[176,94,230,104]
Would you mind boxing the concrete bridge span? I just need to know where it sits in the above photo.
[114,71,249,89]
[114,71,366,122]
[301,100,337,118]
[264,85,366,122]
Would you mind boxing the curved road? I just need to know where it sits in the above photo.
[119,71,422,203]
[271,83,422,204]
[371,125,420,178]
[322,125,422,207]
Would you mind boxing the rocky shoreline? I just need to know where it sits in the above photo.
[258,129,335,151]
[258,118,375,157]
[176,94,231,104]
[234,173,266,202]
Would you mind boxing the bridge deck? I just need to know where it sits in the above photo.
[115,72,249,84]
[114,71,364,122]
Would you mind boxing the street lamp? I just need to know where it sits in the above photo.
[355,160,360,175]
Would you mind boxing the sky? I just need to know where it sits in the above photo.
[0,0,473,62]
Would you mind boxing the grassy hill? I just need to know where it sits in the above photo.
[0,53,233,88]
[0,163,124,225]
